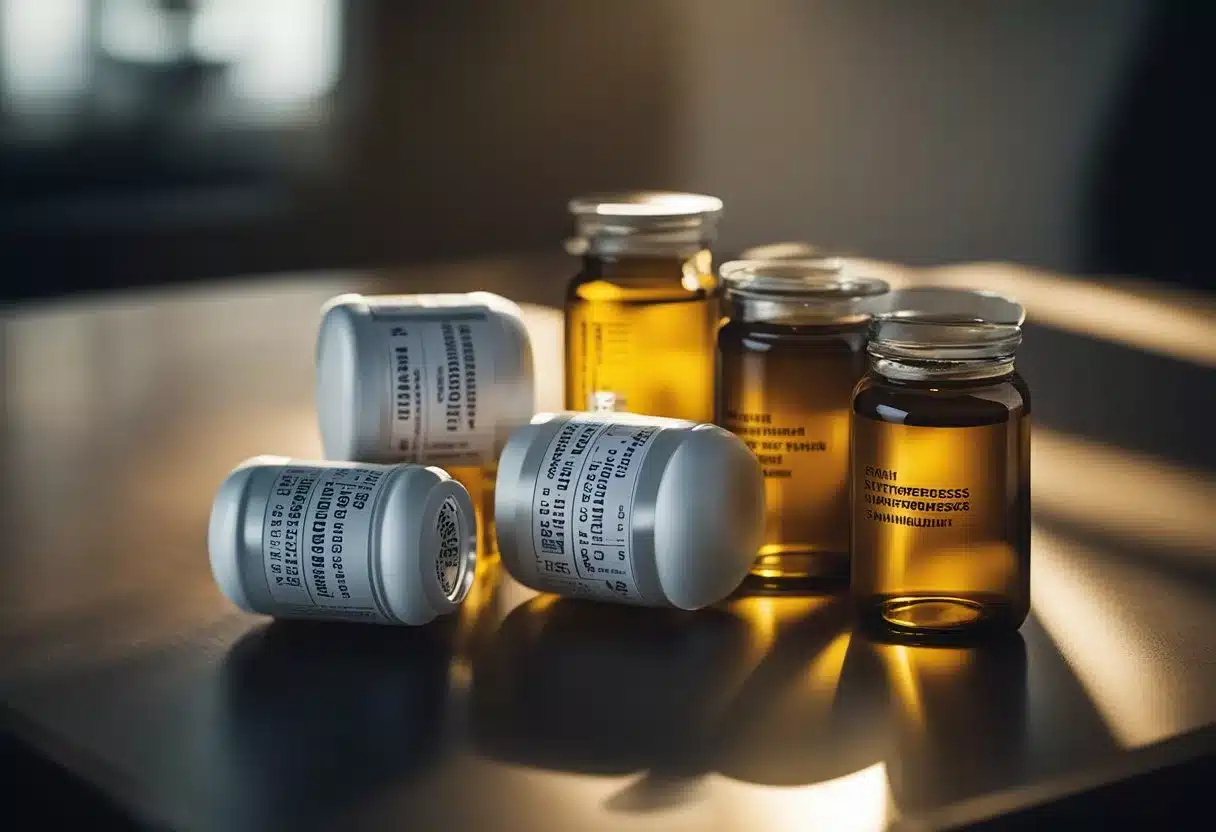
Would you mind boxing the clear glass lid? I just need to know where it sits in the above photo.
[876,286,1026,325]
[718,258,891,324]
[868,287,1025,362]
[567,191,723,256]
[720,257,889,300]
[568,191,722,224]
[569,190,719,231]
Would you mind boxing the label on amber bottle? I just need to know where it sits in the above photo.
[851,415,1028,594]
[718,337,860,556]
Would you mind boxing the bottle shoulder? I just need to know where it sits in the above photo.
[568,255,716,302]
[717,318,868,350]
[853,371,1030,427]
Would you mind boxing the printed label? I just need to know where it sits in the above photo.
[723,401,851,553]
[434,496,466,599]
[530,415,664,602]
[852,416,1030,593]
[262,465,392,622]
[718,338,862,554]
[383,313,495,465]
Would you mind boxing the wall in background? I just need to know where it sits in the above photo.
[4,0,1209,301]
[670,0,1148,271]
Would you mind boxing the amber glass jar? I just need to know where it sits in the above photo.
[565,191,722,422]
[851,290,1030,638]
[717,259,889,583]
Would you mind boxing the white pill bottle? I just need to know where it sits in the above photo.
[209,457,476,625]
[494,412,765,609]
[315,292,534,467]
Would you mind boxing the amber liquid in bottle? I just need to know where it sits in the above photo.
[851,373,1031,636]
[565,254,717,422]
[717,319,867,580]
[447,464,497,559]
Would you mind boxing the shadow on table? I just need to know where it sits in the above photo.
[1016,323,1215,473]
[468,581,1122,819]
[217,617,458,830]
[1035,511,1216,599]
[832,629,1030,814]
[471,596,756,783]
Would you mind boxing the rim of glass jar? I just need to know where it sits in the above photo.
[878,286,1027,327]
[867,315,1023,362]
[568,190,722,231]
[719,258,891,302]
[567,191,722,256]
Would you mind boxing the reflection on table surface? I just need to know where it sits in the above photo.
[447,564,1116,831]
[0,260,1213,831]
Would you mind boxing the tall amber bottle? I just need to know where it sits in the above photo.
[716,259,889,583]
[851,291,1031,638]
[565,192,722,421]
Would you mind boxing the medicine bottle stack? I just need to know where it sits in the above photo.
[209,190,1031,640]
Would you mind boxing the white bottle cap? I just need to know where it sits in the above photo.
[209,457,476,625]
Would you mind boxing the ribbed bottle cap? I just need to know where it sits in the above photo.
[378,466,478,625]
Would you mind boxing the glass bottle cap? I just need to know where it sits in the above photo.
[719,258,890,301]
[868,317,1022,362]
[877,286,1026,326]
[567,191,723,256]
[868,287,1024,362]
[865,289,1026,374]
[568,191,723,224]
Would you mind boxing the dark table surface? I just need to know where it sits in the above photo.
[2,256,1215,831]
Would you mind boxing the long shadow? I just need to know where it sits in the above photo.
[1034,510,1216,599]
[1017,322,1216,473]
[707,593,868,788]
[216,618,458,830]
[838,614,1121,818]
[470,597,754,780]
[0,706,142,830]
[469,584,1121,821]
[836,628,1029,814]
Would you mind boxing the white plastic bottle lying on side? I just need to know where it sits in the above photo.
[315,292,534,466]
[209,457,476,625]
[494,412,765,609]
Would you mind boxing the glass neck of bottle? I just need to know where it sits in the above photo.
[583,249,704,267]
[584,236,712,261]
[581,248,714,284]
[870,354,1016,382]
[729,292,871,326]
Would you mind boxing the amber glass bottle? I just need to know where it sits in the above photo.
[717,259,889,583]
[851,292,1030,638]
[565,192,722,422]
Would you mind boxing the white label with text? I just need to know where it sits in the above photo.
[383,314,495,465]
[530,416,663,602]
[261,465,391,622]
